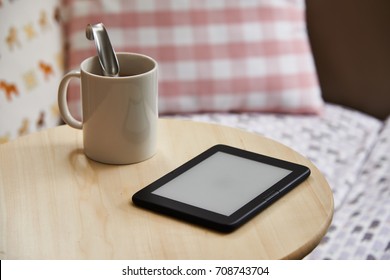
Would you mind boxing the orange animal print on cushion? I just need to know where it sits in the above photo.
[0,80,19,101]
[36,111,46,129]
[39,61,54,80]
[39,10,51,31]
[6,27,21,50]
[54,6,62,23]
[18,119,29,136]
[0,134,10,144]
[24,23,37,40]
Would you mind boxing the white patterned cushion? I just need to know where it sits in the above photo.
[307,115,390,260]
[172,104,390,259]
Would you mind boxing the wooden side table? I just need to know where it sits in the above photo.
[0,119,333,259]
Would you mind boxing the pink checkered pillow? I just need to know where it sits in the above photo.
[65,0,323,115]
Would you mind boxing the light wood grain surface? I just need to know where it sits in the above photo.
[0,119,333,259]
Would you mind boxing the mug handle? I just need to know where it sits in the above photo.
[58,70,83,129]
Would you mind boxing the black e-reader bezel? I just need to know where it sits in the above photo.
[132,144,310,232]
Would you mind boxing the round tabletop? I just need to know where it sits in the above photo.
[0,119,333,259]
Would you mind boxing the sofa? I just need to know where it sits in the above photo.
[1,0,389,259]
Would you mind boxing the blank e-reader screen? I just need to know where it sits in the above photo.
[132,145,311,232]
[152,151,292,216]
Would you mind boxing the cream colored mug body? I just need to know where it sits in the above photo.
[58,53,158,164]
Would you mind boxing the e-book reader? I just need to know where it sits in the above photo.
[132,144,310,232]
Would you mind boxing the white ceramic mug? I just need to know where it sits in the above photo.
[58,52,158,164]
